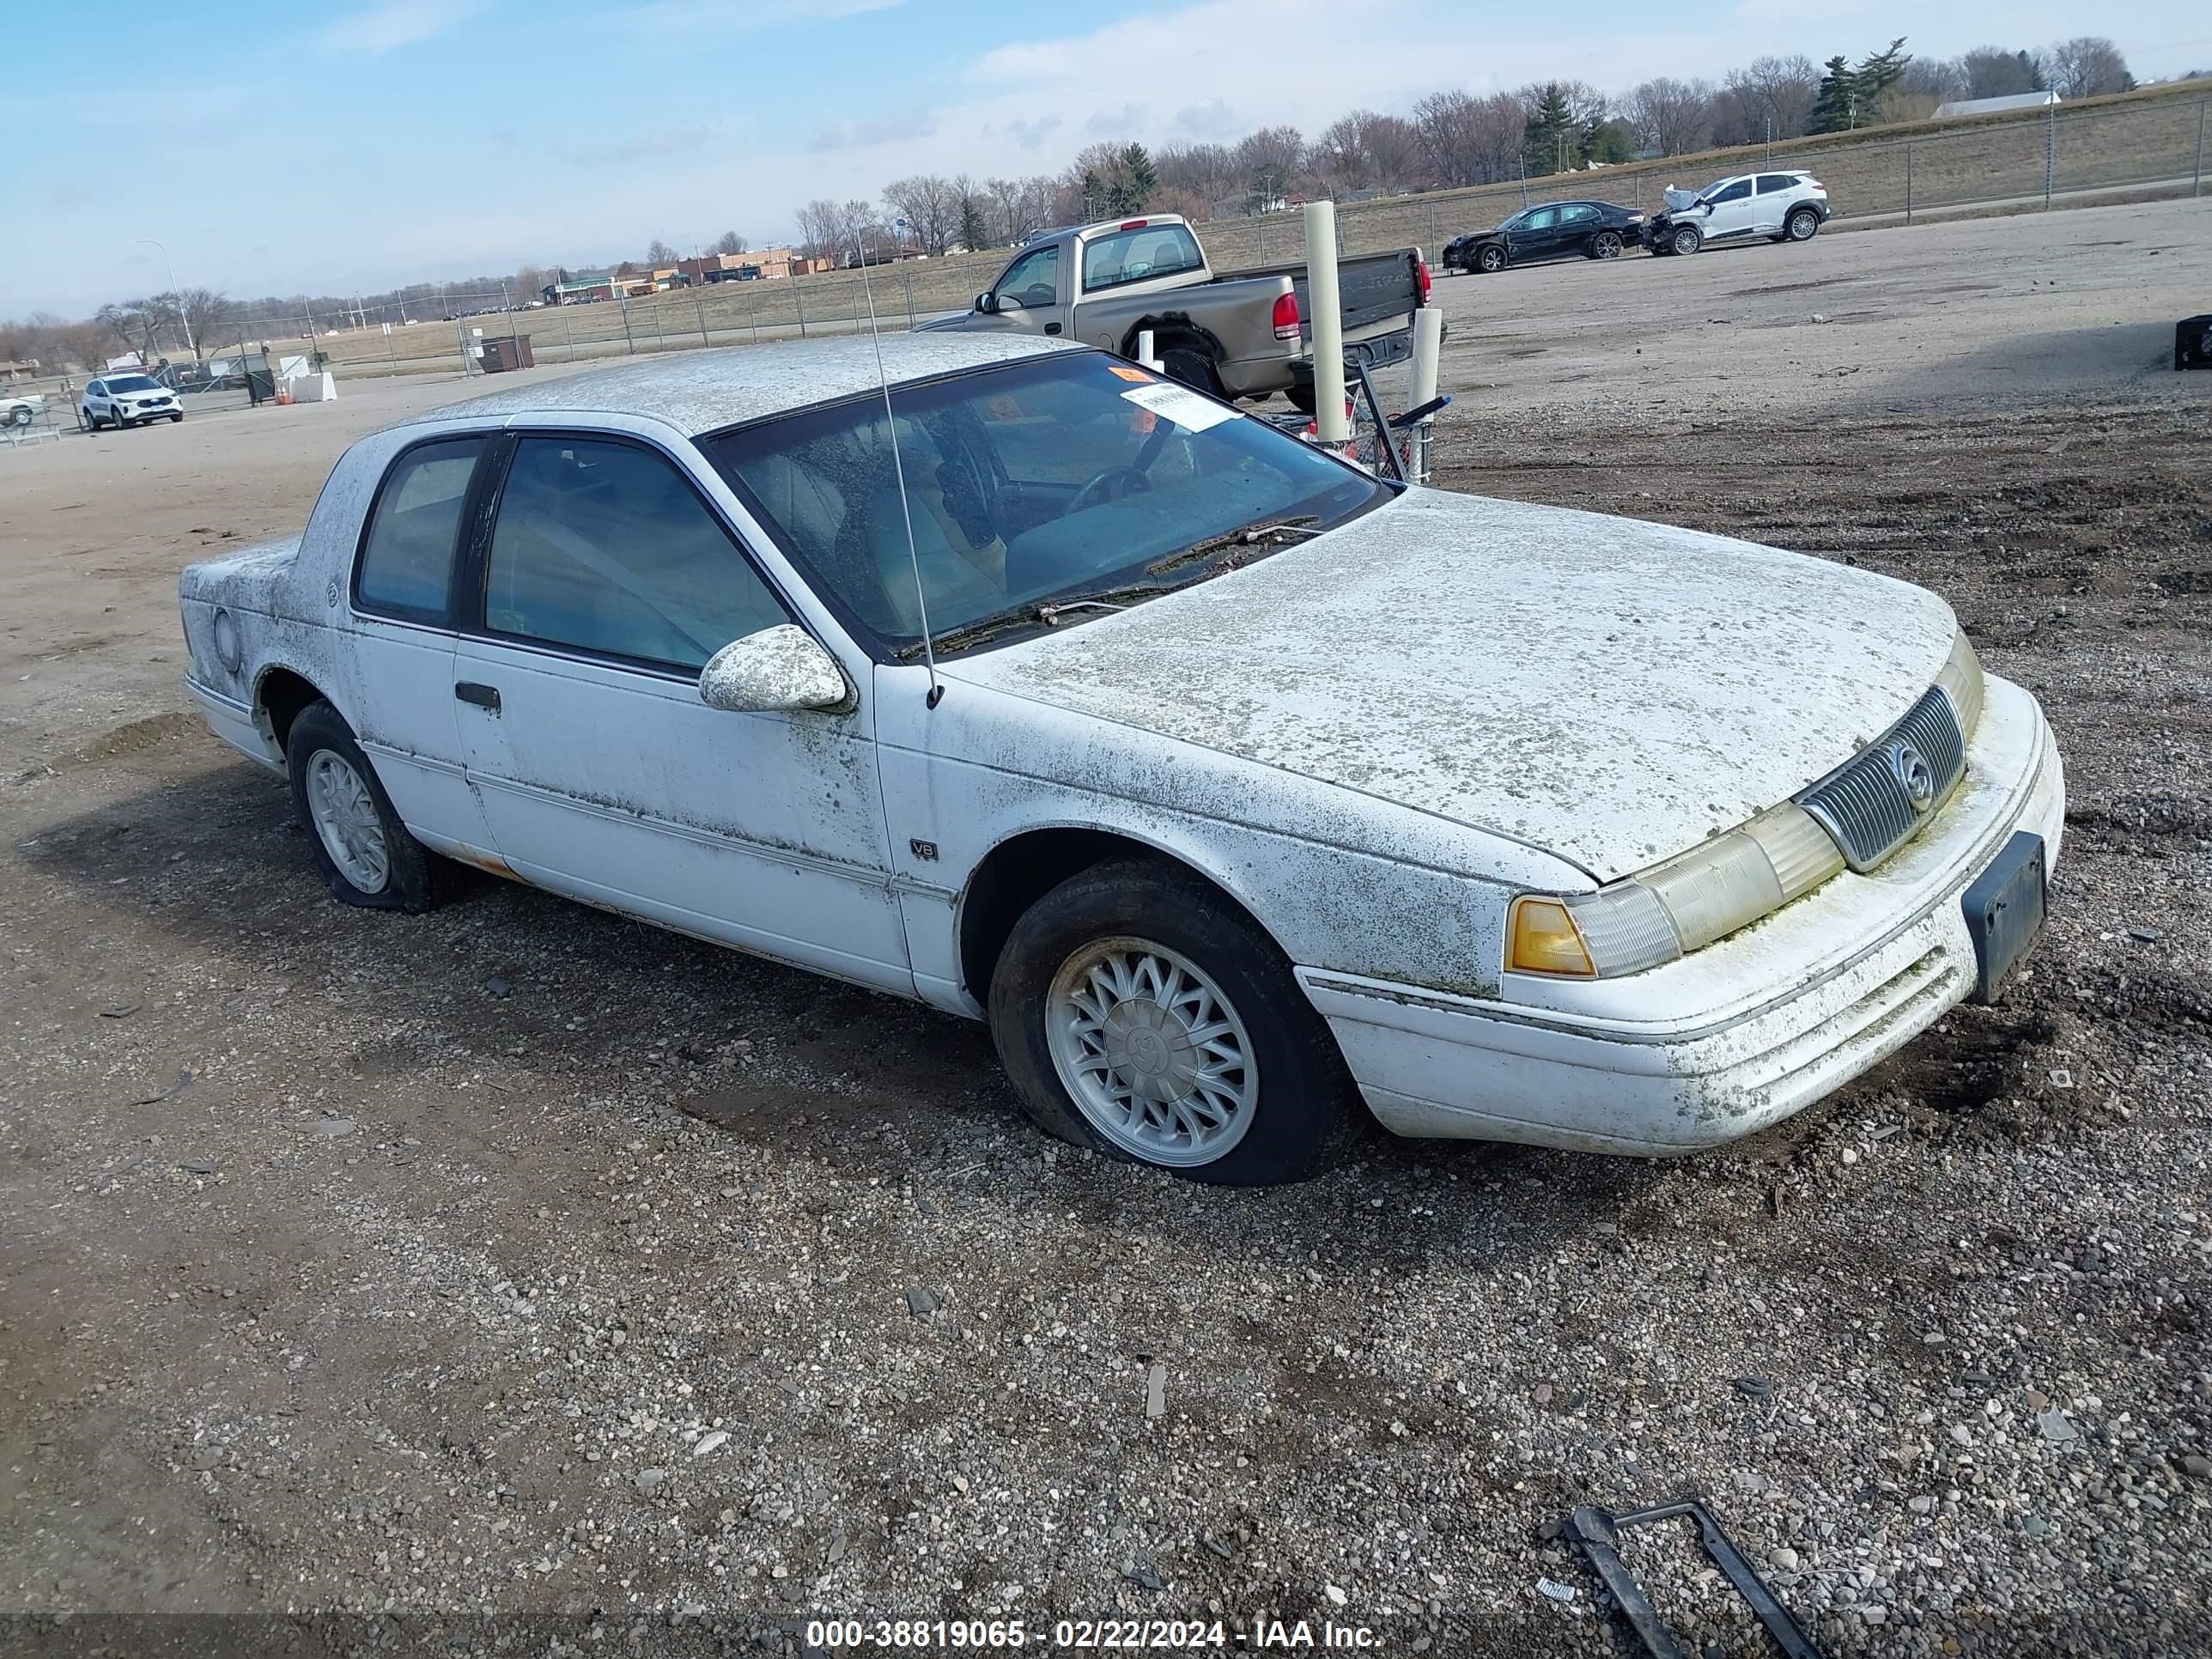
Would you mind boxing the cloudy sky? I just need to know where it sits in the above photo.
[4,0,2206,315]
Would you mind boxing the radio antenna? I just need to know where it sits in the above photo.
[854,220,943,709]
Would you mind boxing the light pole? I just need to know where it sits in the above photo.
[133,238,197,362]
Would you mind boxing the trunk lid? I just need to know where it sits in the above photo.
[941,489,1958,883]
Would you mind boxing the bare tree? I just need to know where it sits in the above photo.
[1412,89,1526,186]
[1154,142,1238,207]
[1717,54,1820,144]
[1232,125,1305,210]
[645,239,678,266]
[2043,36,2132,98]
[881,175,962,256]
[794,200,843,261]
[149,289,231,354]
[1626,77,1717,156]
[1314,110,1425,195]
[714,230,749,255]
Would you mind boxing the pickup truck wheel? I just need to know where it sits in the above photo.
[1283,382,1317,417]
[1476,244,1507,274]
[1157,343,1224,398]
[988,858,1354,1186]
[1669,224,1703,257]
[286,700,441,913]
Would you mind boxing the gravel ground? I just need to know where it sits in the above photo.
[3,200,2209,1658]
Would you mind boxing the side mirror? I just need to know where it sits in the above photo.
[975,292,997,314]
[699,625,853,715]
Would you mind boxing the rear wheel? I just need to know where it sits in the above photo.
[1157,342,1224,398]
[1477,243,1507,274]
[1284,381,1317,417]
[286,700,443,913]
[1785,206,1820,242]
[987,858,1354,1185]
[1669,224,1703,257]
[1589,230,1624,259]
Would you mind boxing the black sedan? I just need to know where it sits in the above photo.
[1442,200,1645,274]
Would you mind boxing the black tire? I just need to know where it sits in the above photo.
[1589,230,1624,259]
[1669,224,1702,257]
[987,857,1355,1186]
[1476,243,1507,274]
[285,699,442,913]
[1785,206,1820,242]
[1283,381,1317,417]
[169,411,185,423]
[1157,343,1224,398]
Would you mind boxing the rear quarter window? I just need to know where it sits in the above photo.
[354,438,488,623]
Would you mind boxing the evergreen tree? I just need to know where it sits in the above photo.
[958,195,988,253]
[1522,83,1580,174]
[1809,56,1859,132]
[2019,49,2048,91]
[1120,143,1158,211]
[1852,38,1912,120]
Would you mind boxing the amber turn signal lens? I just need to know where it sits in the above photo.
[1506,896,1596,978]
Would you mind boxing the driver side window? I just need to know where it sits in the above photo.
[993,246,1059,310]
[483,437,789,671]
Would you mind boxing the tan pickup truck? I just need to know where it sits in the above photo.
[918,214,1431,411]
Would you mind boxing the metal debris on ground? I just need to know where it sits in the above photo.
[1559,1498,1824,1659]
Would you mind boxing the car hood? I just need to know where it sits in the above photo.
[940,489,1959,884]
[1662,186,1705,212]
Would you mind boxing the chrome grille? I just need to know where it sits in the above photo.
[1796,687,1966,872]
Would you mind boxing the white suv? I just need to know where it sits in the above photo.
[1644,170,1829,257]
[82,374,183,430]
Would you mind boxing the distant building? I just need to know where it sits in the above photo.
[1934,91,2061,118]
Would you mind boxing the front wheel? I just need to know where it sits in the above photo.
[1477,244,1507,274]
[987,859,1355,1185]
[1589,230,1623,259]
[286,700,444,912]
[1670,224,1703,257]
[1785,206,1821,242]
[169,412,184,423]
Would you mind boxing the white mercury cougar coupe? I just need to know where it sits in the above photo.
[179,335,2062,1184]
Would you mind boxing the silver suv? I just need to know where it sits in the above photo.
[1644,170,1829,257]
[82,374,183,430]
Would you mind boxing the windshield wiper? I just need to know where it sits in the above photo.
[1146,515,1321,577]
[895,519,1327,661]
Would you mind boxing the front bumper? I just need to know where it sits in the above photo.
[1299,674,2064,1156]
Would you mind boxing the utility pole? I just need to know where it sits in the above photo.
[133,238,197,362]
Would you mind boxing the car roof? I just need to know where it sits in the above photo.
[408,332,1079,437]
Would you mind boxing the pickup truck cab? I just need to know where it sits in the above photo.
[921,215,1431,411]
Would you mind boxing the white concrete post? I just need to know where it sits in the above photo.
[1304,200,1349,443]
[1135,328,1164,372]
[1407,305,1442,414]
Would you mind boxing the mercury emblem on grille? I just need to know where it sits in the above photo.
[1892,742,1936,810]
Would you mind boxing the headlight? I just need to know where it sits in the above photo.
[1935,628,1983,737]
[1506,803,1845,980]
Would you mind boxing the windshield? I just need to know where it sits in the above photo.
[106,375,158,392]
[704,352,1387,655]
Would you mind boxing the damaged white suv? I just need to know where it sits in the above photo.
[177,335,2061,1185]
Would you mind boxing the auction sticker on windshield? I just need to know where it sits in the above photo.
[1120,381,1236,433]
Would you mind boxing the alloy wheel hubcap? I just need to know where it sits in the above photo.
[1045,938,1256,1167]
[307,749,389,893]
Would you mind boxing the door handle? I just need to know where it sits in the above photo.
[455,681,501,713]
[1044,323,1062,336]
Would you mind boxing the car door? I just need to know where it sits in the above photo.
[1557,204,1602,254]
[1700,178,1759,241]
[345,433,501,865]
[449,426,910,993]
[1508,205,1561,262]
[1753,173,1800,234]
[981,243,1066,338]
